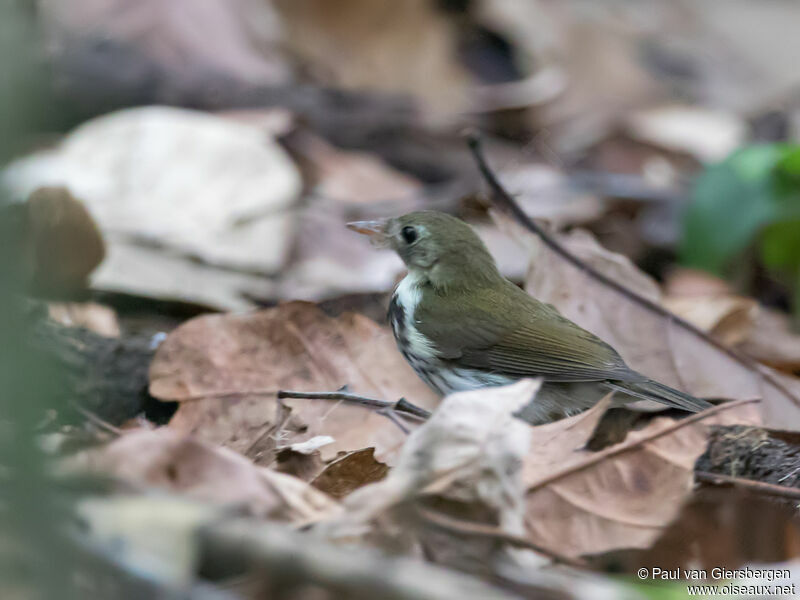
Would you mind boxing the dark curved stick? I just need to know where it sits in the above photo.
[466,133,800,408]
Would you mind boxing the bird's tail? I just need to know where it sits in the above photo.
[607,379,712,413]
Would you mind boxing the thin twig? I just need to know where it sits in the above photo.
[465,133,800,408]
[277,390,431,420]
[695,471,800,501]
[527,398,760,492]
[171,388,432,423]
[415,507,587,569]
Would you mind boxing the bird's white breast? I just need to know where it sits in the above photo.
[390,272,516,396]
[392,272,438,362]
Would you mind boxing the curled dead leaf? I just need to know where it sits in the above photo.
[662,295,758,347]
[320,381,547,574]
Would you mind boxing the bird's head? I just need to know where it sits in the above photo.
[347,211,500,289]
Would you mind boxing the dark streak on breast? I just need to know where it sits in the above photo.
[388,294,407,346]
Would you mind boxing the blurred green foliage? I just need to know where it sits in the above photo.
[0,2,79,598]
[680,144,800,320]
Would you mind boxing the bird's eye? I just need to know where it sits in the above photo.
[401,226,418,244]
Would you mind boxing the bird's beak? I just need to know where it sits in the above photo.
[346,219,390,247]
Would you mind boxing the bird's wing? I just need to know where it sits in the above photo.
[415,282,642,383]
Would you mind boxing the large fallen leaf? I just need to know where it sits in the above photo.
[273,0,471,114]
[3,106,302,308]
[149,301,439,464]
[523,399,761,558]
[521,225,800,428]
[66,427,339,522]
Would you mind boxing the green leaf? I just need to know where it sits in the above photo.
[681,148,779,274]
[760,220,800,270]
[776,145,800,180]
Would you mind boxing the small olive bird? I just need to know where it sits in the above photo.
[348,211,711,424]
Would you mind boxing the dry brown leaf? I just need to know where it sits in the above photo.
[149,301,439,464]
[66,428,340,522]
[664,268,800,371]
[524,399,762,558]
[662,295,757,346]
[738,309,800,373]
[521,225,800,428]
[274,0,471,115]
[311,448,389,499]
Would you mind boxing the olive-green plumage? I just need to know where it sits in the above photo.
[347,211,711,423]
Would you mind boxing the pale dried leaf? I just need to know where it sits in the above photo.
[663,268,733,298]
[3,107,302,307]
[625,105,746,162]
[524,400,761,558]
[323,381,545,574]
[149,301,439,464]
[66,428,340,522]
